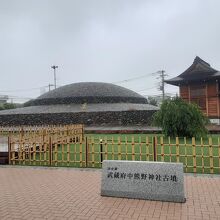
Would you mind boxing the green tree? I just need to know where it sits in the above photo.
[3,103,16,109]
[147,96,158,106]
[152,97,209,137]
[0,103,16,110]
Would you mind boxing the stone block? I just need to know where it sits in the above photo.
[101,160,185,203]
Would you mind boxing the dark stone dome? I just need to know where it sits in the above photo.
[25,82,148,106]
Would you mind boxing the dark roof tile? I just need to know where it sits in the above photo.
[165,57,220,86]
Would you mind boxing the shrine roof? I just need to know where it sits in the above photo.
[165,56,220,86]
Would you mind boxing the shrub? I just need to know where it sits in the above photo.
[0,103,16,111]
[152,97,209,137]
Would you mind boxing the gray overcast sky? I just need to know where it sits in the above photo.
[0,0,220,102]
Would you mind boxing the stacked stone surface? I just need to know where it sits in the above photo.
[25,82,148,105]
[0,82,158,126]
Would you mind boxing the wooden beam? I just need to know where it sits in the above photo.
[206,83,209,116]
[188,85,191,103]
[216,80,220,121]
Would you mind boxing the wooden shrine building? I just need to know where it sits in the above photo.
[165,56,220,124]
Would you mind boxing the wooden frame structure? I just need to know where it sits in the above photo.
[3,125,84,166]
[165,56,220,123]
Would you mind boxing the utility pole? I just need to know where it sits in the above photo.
[51,65,58,89]
[157,70,167,101]
[48,84,54,91]
[161,70,165,100]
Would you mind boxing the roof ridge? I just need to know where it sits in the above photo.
[165,57,219,86]
[193,56,210,67]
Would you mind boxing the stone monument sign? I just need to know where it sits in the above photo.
[101,160,185,203]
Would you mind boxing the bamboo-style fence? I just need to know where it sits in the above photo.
[153,136,220,174]
[86,136,220,174]
[1,125,84,166]
[86,136,154,168]
[0,126,219,174]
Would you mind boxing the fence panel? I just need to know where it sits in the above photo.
[9,127,52,166]
[155,136,220,174]
[50,129,85,168]
[4,125,84,167]
[86,135,154,168]
[1,127,220,174]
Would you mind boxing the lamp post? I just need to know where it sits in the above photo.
[51,65,58,89]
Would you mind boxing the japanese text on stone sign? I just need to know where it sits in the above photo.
[107,167,178,182]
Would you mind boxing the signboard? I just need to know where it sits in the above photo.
[101,160,185,203]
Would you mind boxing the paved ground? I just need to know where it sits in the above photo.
[0,166,220,220]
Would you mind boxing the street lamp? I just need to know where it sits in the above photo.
[51,65,58,89]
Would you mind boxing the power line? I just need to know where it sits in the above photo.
[0,83,62,94]
[135,85,158,92]
[0,86,48,93]
[7,95,33,99]
[113,71,160,84]
[112,71,161,95]
[1,70,158,94]
[142,93,176,97]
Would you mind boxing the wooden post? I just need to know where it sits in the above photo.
[218,138,220,175]
[11,138,15,165]
[111,137,114,160]
[54,142,58,166]
[118,137,121,161]
[104,137,108,161]
[21,128,25,165]
[153,136,157,162]
[85,137,88,167]
[29,140,31,165]
[206,83,209,116]
[80,136,83,167]
[192,137,196,173]
[49,136,52,166]
[161,136,164,162]
[62,142,64,166]
[176,137,180,163]
[74,136,76,165]
[39,143,42,166]
[168,136,171,162]
[216,80,220,122]
[188,85,191,103]
[146,136,149,161]
[67,137,70,167]
[33,130,36,166]
[184,137,187,173]
[18,129,22,165]
[139,136,142,161]
[131,136,135,161]
[92,137,95,168]
[209,137,214,174]
[201,137,204,173]
[8,136,11,165]
[33,143,36,166]
[44,130,47,166]
[125,136,128,161]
